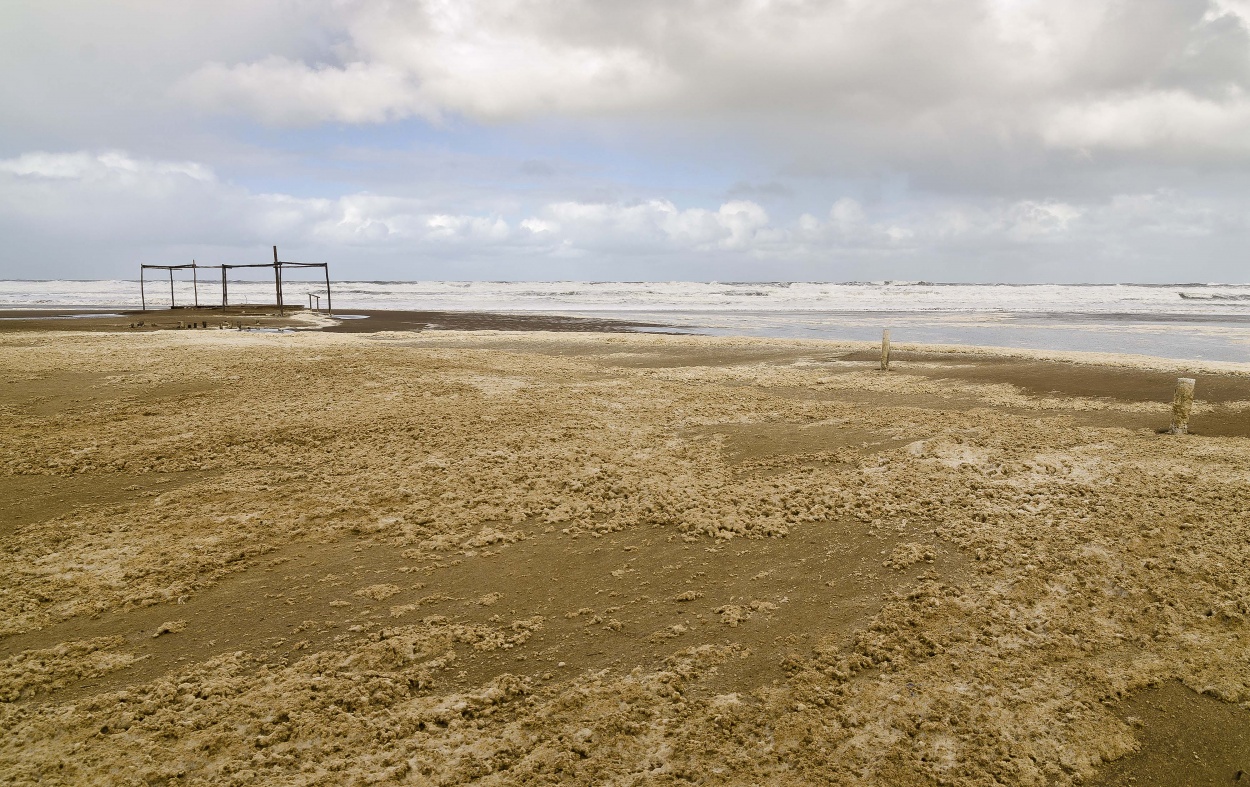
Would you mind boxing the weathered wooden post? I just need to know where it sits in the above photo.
[880,329,891,371]
[221,265,228,312]
[273,246,284,316]
[324,263,333,315]
[140,267,146,311]
[169,268,175,309]
[1169,378,1196,435]
[192,261,199,308]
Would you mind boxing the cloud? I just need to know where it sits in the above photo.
[165,0,1250,162]
[1041,90,1250,153]
[530,199,778,255]
[0,151,213,184]
[4,150,1246,281]
[0,152,228,243]
[8,1,1250,283]
[180,58,436,126]
[178,1,679,125]
[726,181,793,200]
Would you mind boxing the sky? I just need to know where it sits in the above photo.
[3,0,1250,282]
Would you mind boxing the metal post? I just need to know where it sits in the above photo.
[169,268,175,309]
[221,266,228,312]
[273,246,284,316]
[192,261,199,308]
[140,267,146,311]
[324,263,332,315]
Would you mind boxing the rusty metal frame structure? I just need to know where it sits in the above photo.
[140,246,331,315]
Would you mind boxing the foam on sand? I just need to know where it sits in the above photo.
[1,328,1247,785]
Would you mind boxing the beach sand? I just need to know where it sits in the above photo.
[1,317,1247,785]
[0,308,664,335]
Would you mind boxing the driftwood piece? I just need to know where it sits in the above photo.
[1169,377,1196,435]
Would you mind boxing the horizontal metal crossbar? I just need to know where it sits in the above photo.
[141,262,327,270]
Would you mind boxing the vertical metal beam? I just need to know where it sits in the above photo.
[324,263,332,315]
[169,268,175,309]
[273,245,284,316]
[192,261,199,308]
[222,265,228,312]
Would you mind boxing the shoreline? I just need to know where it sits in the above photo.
[2,303,1249,368]
[0,304,1247,371]
[0,306,671,336]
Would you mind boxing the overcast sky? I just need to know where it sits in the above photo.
[4,0,1250,282]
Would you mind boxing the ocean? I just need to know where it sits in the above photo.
[3,280,1248,364]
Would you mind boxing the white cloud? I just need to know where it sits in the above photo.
[520,217,556,234]
[0,151,214,184]
[178,1,680,125]
[180,57,437,126]
[535,199,775,253]
[8,1,1250,283]
[829,198,868,235]
[1207,0,1250,26]
[367,0,678,119]
[163,0,1250,164]
[2,149,1247,280]
[0,152,228,242]
[1005,200,1083,239]
[1041,90,1250,152]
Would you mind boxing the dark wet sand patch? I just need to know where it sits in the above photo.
[2,515,960,706]
[0,307,674,336]
[1091,680,1250,786]
[5,369,218,418]
[838,350,1249,404]
[0,308,306,333]
[0,471,212,541]
[318,309,667,334]
[685,422,915,466]
[777,387,1250,437]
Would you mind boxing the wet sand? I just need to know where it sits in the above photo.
[317,308,669,333]
[0,307,664,334]
[0,308,303,333]
[0,320,1248,785]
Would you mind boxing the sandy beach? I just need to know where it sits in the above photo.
[1,314,1248,785]
[0,308,668,335]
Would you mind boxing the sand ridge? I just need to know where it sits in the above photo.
[1,328,1248,785]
